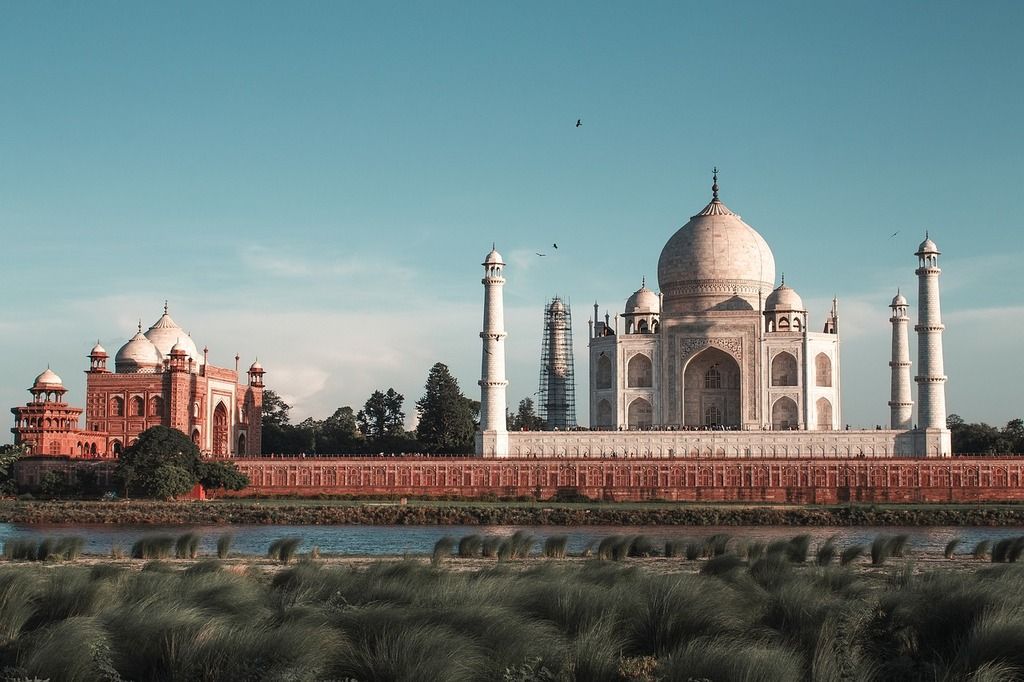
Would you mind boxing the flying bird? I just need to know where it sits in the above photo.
[890,231,899,239]
[576,119,582,128]
[536,252,547,257]
[552,243,558,249]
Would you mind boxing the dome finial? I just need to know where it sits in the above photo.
[712,167,719,200]
[641,275,646,288]
[164,300,168,315]
[781,272,785,285]
[137,319,142,333]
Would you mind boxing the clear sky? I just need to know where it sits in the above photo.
[1,1,1022,442]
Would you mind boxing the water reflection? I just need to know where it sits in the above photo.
[2,523,1023,558]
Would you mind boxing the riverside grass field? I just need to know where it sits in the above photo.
[4,532,1024,680]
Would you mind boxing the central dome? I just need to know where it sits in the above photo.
[144,307,202,366]
[657,178,775,312]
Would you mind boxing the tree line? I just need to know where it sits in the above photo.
[948,415,1024,455]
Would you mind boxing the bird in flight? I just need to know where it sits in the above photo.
[890,231,899,238]
[576,119,582,128]
[552,243,558,249]
[536,252,547,257]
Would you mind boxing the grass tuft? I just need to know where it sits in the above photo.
[216,533,234,559]
[431,536,455,566]
[131,535,175,560]
[267,537,302,564]
[175,532,200,559]
[542,536,568,559]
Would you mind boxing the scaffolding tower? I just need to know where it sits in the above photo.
[538,296,577,429]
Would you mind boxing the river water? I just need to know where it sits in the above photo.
[3,523,1024,558]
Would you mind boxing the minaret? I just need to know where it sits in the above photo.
[888,291,913,430]
[914,234,950,455]
[477,246,509,457]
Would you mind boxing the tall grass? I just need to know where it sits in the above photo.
[945,537,962,559]
[542,536,568,559]
[458,534,482,558]
[267,537,302,564]
[0,548,1023,680]
[432,536,455,566]
[131,535,175,560]
[216,533,234,559]
[175,532,200,559]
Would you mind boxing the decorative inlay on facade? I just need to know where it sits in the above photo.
[679,337,742,361]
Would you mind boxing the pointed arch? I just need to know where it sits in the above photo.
[627,398,653,428]
[816,398,833,430]
[626,354,652,388]
[596,399,613,427]
[815,353,832,387]
[213,402,229,456]
[595,355,612,389]
[110,397,124,417]
[237,432,247,456]
[771,352,798,386]
[129,396,144,417]
[683,347,740,428]
[772,397,799,430]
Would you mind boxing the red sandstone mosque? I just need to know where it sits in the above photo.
[10,305,264,459]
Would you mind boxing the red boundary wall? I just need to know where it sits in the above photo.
[17,456,1024,503]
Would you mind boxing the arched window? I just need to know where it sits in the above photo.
[703,405,722,427]
[772,397,799,430]
[627,354,653,388]
[815,353,832,387]
[778,317,790,330]
[704,366,722,389]
[637,320,649,333]
[596,355,612,390]
[627,398,653,428]
[816,398,833,430]
[149,395,164,417]
[129,396,144,417]
[237,433,247,456]
[771,352,799,386]
[111,440,122,456]
[597,399,613,427]
[793,318,802,332]
[191,429,201,445]
[110,397,124,417]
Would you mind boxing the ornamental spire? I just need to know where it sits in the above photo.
[712,167,719,201]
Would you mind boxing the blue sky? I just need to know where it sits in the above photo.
[1,1,1022,441]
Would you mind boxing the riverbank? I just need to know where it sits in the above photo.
[5,498,1024,526]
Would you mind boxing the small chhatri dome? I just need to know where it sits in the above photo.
[169,339,189,356]
[115,330,162,371]
[765,281,805,312]
[33,368,63,388]
[625,278,660,314]
[916,233,939,255]
[891,291,908,307]
[483,246,504,265]
[89,341,108,357]
[249,359,264,372]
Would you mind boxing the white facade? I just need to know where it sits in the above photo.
[589,177,841,432]
[476,247,509,456]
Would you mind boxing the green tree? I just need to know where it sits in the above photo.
[318,406,362,453]
[115,426,248,499]
[0,444,26,495]
[261,389,314,454]
[262,389,291,427]
[508,397,546,431]
[357,389,406,440]
[416,363,475,453]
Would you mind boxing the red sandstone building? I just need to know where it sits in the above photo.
[10,306,264,458]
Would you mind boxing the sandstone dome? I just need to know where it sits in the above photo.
[145,309,202,366]
[625,281,660,314]
[657,179,775,311]
[116,331,162,371]
[765,283,804,312]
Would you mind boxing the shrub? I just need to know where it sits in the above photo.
[945,538,961,560]
[542,536,568,559]
[216,533,234,559]
[816,537,837,566]
[705,534,731,557]
[786,534,812,564]
[974,540,992,560]
[175,532,200,559]
[684,541,702,561]
[4,538,39,561]
[840,545,865,566]
[432,536,455,566]
[131,535,175,560]
[459,534,483,558]
[871,535,909,566]
[664,540,686,558]
[482,536,501,558]
[268,537,302,564]
[54,537,85,561]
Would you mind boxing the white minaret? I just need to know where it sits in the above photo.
[914,234,951,456]
[477,246,509,457]
[888,291,913,430]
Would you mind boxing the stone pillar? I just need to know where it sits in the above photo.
[888,292,913,430]
[477,247,509,457]
[914,235,951,456]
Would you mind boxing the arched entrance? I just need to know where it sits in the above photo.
[627,398,652,428]
[213,403,229,456]
[683,347,740,428]
[237,433,246,456]
[816,398,832,430]
[772,397,799,430]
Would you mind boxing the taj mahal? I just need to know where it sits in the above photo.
[477,172,952,459]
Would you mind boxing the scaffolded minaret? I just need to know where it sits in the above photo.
[477,247,509,457]
[888,291,913,430]
[538,297,576,430]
